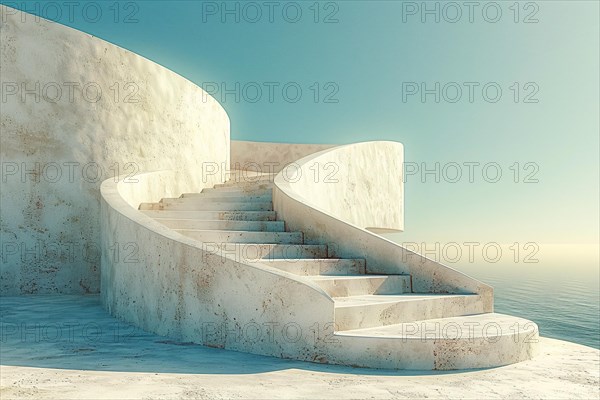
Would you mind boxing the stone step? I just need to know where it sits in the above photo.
[140,210,277,221]
[331,313,539,370]
[199,187,272,196]
[214,181,274,190]
[153,219,285,232]
[203,243,329,261]
[175,230,303,244]
[162,194,271,203]
[222,173,277,185]
[334,294,484,331]
[309,275,411,297]
[140,202,273,211]
[253,258,366,276]
[182,192,272,201]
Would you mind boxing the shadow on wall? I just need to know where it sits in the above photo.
[0,296,476,376]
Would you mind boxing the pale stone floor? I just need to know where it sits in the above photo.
[0,296,598,399]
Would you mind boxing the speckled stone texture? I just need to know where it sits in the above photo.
[273,141,405,232]
[0,6,230,295]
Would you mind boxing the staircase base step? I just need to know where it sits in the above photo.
[329,313,539,370]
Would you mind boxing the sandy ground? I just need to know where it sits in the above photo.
[0,296,598,399]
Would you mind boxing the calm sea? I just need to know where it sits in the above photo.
[385,241,600,349]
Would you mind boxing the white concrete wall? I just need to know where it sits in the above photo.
[274,141,404,232]
[272,142,493,306]
[0,6,230,295]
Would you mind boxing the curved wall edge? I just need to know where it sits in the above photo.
[0,5,229,294]
[100,171,336,360]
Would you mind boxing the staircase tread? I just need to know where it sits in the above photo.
[334,313,536,338]
[210,243,325,247]
[218,180,275,185]
[152,204,273,211]
[152,218,282,223]
[334,293,477,307]
[164,201,273,204]
[164,197,272,201]
[144,209,273,211]
[308,275,402,280]
[189,191,271,195]
[141,211,277,216]
[172,229,300,234]
[228,170,277,176]
[226,173,277,177]
[217,181,274,184]
[256,258,361,262]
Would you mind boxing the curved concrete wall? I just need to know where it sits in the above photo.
[273,142,493,306]
[276,141,404,232]
[101,171,337,361]
[230,140,402,231]
[0,6,230,295]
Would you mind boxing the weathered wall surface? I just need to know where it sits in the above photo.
[275,141,405,232]
[100,171,335,362]
[0,6,230,295]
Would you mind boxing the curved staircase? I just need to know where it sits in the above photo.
[135,170,539,370]
[2,4,539,371]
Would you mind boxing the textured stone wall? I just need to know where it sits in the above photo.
[0,6,230,294]
[274,141,405,232]
[100,171,335,363]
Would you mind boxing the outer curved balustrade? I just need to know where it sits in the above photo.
[100,170,336,362]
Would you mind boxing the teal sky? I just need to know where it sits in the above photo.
[3,1,598,245]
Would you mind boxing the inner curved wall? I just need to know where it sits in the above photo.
[0,6,230,295]
[275,141,405,232]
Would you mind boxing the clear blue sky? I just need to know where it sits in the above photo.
[3,1,598,245]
